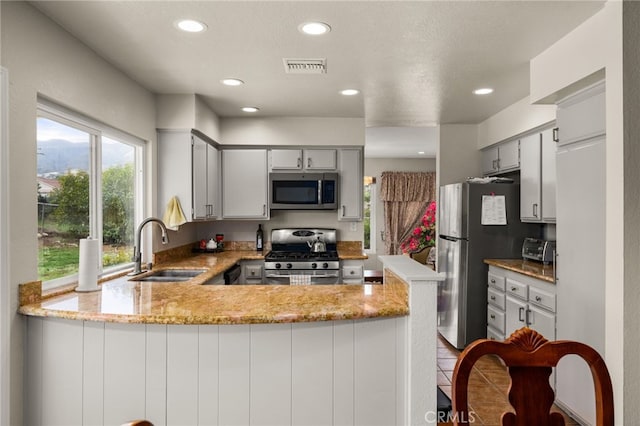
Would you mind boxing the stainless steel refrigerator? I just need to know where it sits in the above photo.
[437,182,540,349]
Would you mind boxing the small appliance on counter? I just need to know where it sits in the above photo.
[521,238,556,264]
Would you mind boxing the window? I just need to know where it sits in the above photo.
[37,102,145,289]
[363,176,376,252]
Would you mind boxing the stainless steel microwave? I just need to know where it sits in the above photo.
[269,172,338,210]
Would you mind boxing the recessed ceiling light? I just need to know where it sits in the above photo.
[221,78,244,86]
[242,107,259,113]
[299,22,331,35]
[418,151,426,155]
[473,88,494,95]
[340,89,360,96]
[175,19,207,33]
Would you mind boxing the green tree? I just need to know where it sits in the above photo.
[102,163,134,245]
[52,171,89,238]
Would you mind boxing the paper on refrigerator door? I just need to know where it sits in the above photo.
[481,195,507,225]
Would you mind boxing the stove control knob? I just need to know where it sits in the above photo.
[322,263,329,269]
[311,263,318,269]
[275,263,282,269]
[286,263,293,269]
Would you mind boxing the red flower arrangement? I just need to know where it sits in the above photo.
[401,200,436,253]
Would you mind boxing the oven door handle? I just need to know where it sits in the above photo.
[265,273,339,279]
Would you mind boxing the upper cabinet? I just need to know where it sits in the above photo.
[222,149,269,219]
[337,148,363,221]
[269,148,337,171]
[520,128,556,223]
[158,130,220,222]
[481,139,520,176]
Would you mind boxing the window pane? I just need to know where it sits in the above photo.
[102,136,135,269]
[364,181,372,250]
[37,117,90,281]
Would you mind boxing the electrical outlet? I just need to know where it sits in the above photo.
[350,222,357,232]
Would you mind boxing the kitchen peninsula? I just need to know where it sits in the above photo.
[19,255,443,426]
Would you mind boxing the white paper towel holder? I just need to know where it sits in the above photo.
[75,237,101,293]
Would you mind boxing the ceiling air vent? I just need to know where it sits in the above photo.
[283,58,327,74]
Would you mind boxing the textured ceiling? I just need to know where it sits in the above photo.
[30,1,604,157]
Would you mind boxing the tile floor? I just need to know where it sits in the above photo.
[436,333,579,425]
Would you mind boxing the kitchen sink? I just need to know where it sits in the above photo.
[130,269,206,282]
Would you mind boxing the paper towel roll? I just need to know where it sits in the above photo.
[76,238,100,292]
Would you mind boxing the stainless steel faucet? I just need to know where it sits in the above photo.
[128,217,170,276]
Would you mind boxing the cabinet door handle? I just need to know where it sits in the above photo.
[490,295,496,301]
[307,158,312,168]
[490,278,496,284]
[511,286,517,292]
[525,309,532,326]
[262,204,266,216]
[518,307,525,322]
[553,250,558,282]
[535,296,542,302]
[533,203,538,218]
[490,314,496,320]
[342,205,346,216]
[553,127,559,142]
[496,158,500,170]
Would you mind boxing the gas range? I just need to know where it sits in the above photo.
[263,228,340,284]
[264,250,340,271]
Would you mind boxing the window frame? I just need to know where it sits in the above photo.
[37,100,146,290]
[363,177,377,254]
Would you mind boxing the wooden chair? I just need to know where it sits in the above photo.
[451,327,614,425]
[120,421,153,426]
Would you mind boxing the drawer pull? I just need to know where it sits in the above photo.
[490,296,496,300]
[490,314,496,320]
[535,296,542,302]
[490,279,496,283]
[511,286,517,291]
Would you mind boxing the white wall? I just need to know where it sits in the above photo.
[530,2,630,422]
[477,96,556,149]
[0,2,157,423]
[220,117,365,146]
[363,158,436,270]
[156,94,221,142]
[436,124,482,188]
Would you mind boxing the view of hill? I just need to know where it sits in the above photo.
[37,139,134,175]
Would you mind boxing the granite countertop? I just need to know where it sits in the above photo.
[337,241,368,260]
[484,258,555,283]
[19,250,405,325]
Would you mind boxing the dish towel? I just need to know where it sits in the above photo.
[162,196,187,231]
[290,275,311,285]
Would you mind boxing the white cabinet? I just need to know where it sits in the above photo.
[240,260,264,284]
[337,148,363,221]
[481,139,519,176]
[222,149,269,219]
[158,130,220,221]
[555,81,605,426]
[341,260,364,284]
[486,266,556,342]
[269,149,337,171]
[520,128,556,223]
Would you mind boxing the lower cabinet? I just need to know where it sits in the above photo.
[240,260,264,284]
[341,260,364,284]
[487,265,556,342]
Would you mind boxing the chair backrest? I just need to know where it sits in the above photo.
[120,421,153,426]
[451,327,614,426]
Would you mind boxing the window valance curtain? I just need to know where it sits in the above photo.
[380,171,436,255]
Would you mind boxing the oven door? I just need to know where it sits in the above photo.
[264,269,340,285]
